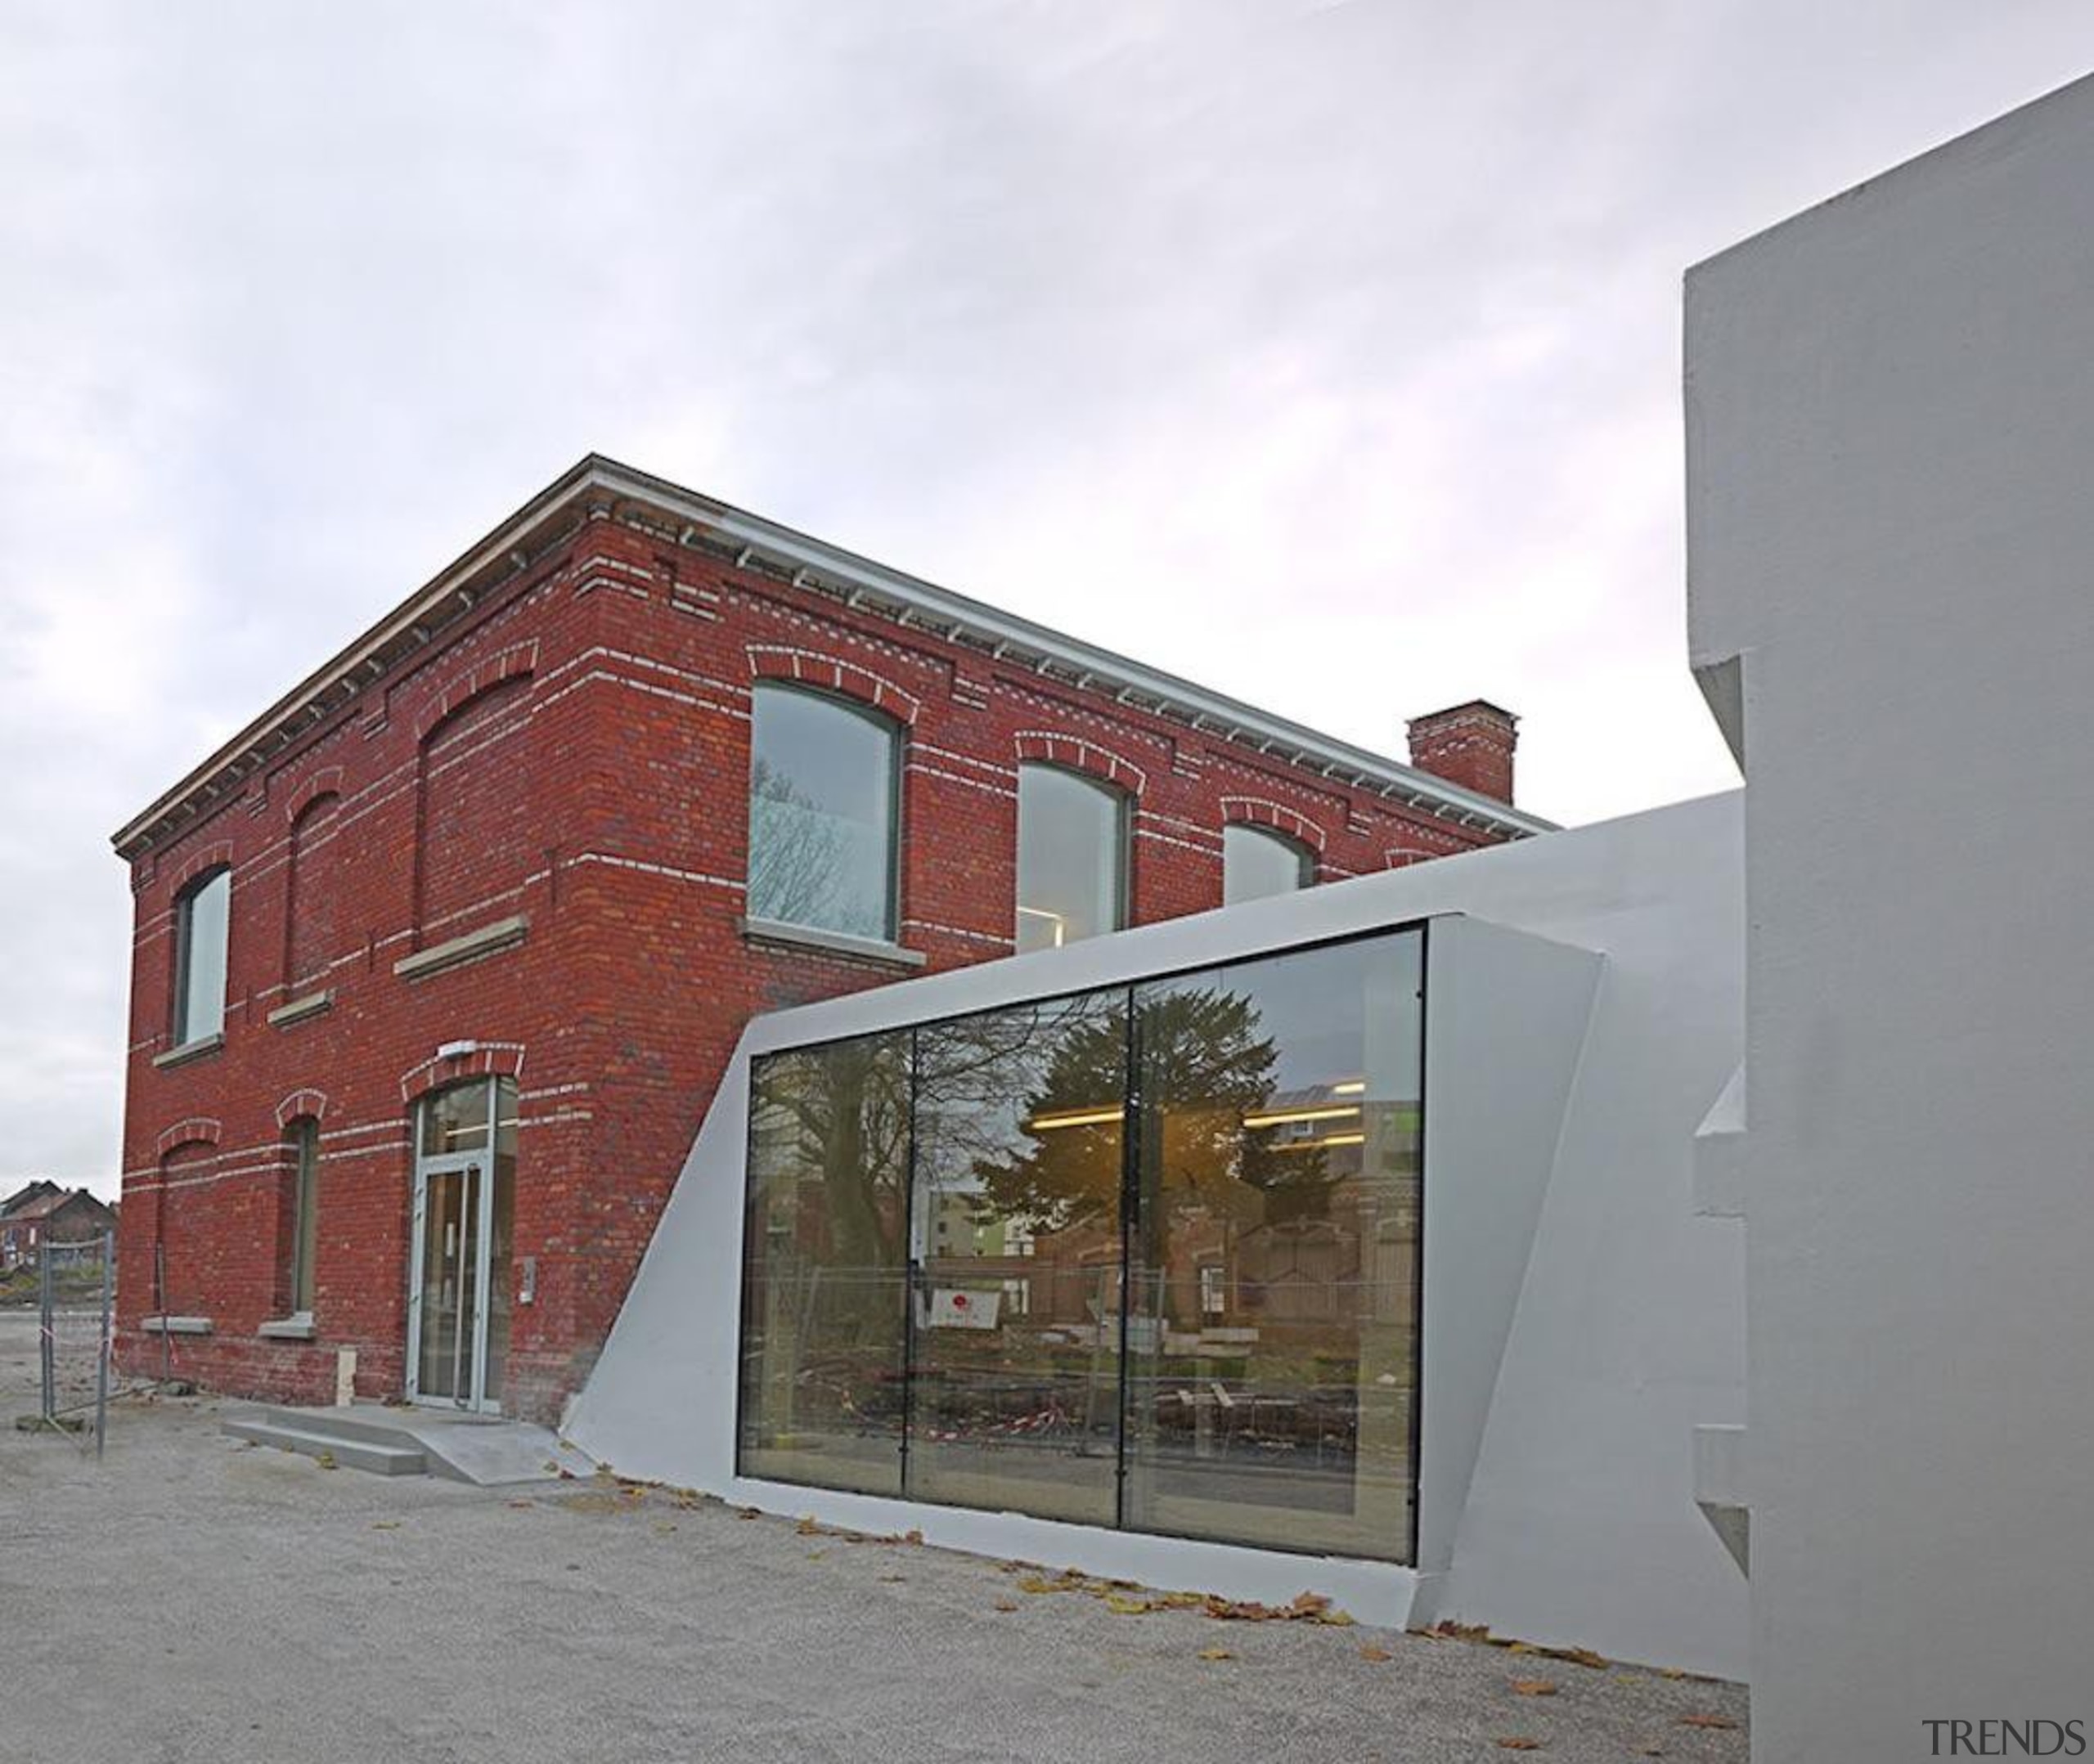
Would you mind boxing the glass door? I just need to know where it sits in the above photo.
[405,1077,517,1414]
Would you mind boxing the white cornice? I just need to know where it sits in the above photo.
[112,455,1557,856]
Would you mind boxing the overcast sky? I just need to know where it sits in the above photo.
[4,2,2088,1195]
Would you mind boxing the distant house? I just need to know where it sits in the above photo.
[0,1186,118,1271]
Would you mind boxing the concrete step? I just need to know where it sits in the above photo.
[237,1403,450,1453]
[221,1412,428,1477]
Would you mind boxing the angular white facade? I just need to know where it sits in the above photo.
[569,792,1749,1678]
[1687,72,2094,1760]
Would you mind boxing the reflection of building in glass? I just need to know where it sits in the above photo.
[736,929,1425,1560]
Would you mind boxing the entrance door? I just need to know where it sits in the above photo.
[405,1076,517,1414]
[410,1154,486,1407]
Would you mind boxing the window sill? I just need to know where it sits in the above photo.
[142,1315,213,1336]
[393,914,528,981]
[152,1032,225,1071]
[258,1315,317,1340]
[738,917,927,971]
[267,990,334,1029]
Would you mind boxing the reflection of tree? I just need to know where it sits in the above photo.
[754,1034,910,1281]
[964,985,1305,1233]
[748,758,858,932]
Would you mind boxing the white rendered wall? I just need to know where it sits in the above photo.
[1687,73,2094,1759]
[568,793,1747,1676]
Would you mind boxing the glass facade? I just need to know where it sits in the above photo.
[173,868,230,1044]
[739,1034,912,1493]
[735,926,1426,1563]
[748,685,899,941]
[1015,765,1126,953]
[1222,824,1315,905]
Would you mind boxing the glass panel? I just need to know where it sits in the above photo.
[290,1122,320,1314]
[748,685,898,940]
[175,869,230,1044]
[1016,765,1125,953]
[485,1093,515,1407]
[1126,931,1423,1560]
[421,1081,491,1156]
[1222,824,1314,906]
[908,990,1128,1525]
[739,1033,912,1494]
[416,1166,482,1403]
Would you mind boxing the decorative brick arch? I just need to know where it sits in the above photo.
[1013,731,1147,797]
[1220,795,1328,854]
[398,1040,527,1106]
[155,1117,222,1158]
[283,767,345,826]
[274,1088,330,1128]
[414,642,539,744]
[169,841,236,897]
[746,645,921,725]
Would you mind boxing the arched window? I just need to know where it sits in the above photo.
[1222,824,1315,905]
[172,868,231,1044]
[1016,763,1126,952]
[746,684,901,941]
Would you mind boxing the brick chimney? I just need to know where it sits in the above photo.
[1406,700,1519,804]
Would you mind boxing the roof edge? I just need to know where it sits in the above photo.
[112,455,1556,855]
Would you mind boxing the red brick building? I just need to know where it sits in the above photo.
[111,456,1547,1422]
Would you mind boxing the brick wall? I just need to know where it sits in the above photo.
[115,485,1518,1422]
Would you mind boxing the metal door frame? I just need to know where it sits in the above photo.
[404,1077,501,1415]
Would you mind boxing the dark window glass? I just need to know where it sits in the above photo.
[748,685,899,940]
[289,1120,320,1314]
[908,990,1128,1525]
[1125,932,1423,1560]
[731,927,1426,1563]
[173,869,230,1044]
[1016,765,1125,953]
[1222,824,1315,905]
[739,1033,912,1495]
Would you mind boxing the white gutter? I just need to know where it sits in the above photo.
[112,455,1556,855]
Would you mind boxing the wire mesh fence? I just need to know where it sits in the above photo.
[35,1230,114,1457]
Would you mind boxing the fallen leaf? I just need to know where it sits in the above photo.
[1540,1645,1610,1671]
[1288,1591,1331,1618]
[795,1516,822,1535]
[993,1600,1019,1613]
[1633,1748,1667,1758]
[1359,1645,1394,1663]
[1678,1713,1737,1731]
[1103,1594,1154,1616]
[1507,1641,1537,1655]
[506,1497,535,1510]
[806,1549,829,1560]
[878,1573,907,1583]
[1314,1610,1355,1627]
[654,1523,677,1535]
[314,1451,337,1470]
[735,1507,761,1520]
[1495,1739,1544,1752]
[1511,1680,1557,1697]
[1196,1647,1235,1662]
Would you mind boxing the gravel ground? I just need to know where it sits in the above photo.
[0,1310,1748,1762]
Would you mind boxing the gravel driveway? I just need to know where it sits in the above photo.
[0,1309,1747,1762]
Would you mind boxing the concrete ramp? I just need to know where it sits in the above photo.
[222,1403,595,1486]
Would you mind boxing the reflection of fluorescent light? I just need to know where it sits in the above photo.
[1274,1131,1367,1153]
[1331,1079,1366,1096]
[1241,1103,1362,1129]
[1028,1106,1126,1131]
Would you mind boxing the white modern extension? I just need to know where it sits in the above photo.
[568,792,1749,1679]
